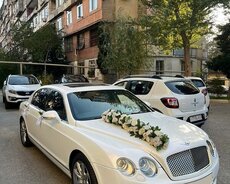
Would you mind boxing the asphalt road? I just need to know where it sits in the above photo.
[0,96,229,184]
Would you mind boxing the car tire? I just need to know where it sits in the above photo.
[3,96,6,103]
[71,153,98,184]
[20,119,33,147]
[5,100,12,109]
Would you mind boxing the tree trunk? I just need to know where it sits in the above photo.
[184,44,191,76]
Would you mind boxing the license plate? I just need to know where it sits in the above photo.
[189,174,213,184]
[190,115,202,122]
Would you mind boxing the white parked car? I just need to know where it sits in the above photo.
[2,74,41,109]
[113,75,208,127]
[186,77,210,110]
[19,83,219,184]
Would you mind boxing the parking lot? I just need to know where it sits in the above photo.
[0,94,229,184]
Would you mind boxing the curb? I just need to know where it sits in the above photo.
[210,99,230,103]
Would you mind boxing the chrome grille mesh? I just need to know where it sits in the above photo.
[167,146,209,177]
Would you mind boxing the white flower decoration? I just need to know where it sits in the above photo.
[101,109,169,151]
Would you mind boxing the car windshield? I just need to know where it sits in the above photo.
[67,90,150,120]
[165,80,199,95]
[8,76,39,85]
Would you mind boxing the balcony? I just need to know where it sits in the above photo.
[27,0,38,9]
[49,0,77,21]
[15,1,24,17]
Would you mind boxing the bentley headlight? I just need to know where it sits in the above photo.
[9,90,17,94]
[206,140,216,157]
[116,158,135,176]
[139,157,157,177]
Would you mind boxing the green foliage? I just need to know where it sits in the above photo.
[8,22,34,61]
[140,0,229,76]
[0,63,19,88]
[7,22,64,63]
[208,22,230,78]
[38,73,54,85]
[26,24,64,63]
[207,78,226,96]
[97,18,147,78]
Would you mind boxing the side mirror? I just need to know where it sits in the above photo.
[39,80,42,85]
[3,81,6,85]
[42,110,61,122]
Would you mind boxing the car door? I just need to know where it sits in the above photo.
[25,88,49,145]
[37,89,74,167]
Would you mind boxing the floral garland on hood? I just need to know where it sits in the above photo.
[102,109,169,151]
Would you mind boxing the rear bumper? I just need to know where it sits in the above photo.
[166,107,208,126]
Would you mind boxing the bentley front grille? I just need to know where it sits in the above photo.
[167,146,209,177]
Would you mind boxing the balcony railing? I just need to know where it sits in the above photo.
[15,1,24,17]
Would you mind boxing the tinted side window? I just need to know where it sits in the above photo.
[46,90,66,120]
[191,79,205,88]
[127,81,153,95]
[31,88,50,110]
[165,80,199,95]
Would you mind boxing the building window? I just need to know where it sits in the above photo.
[89,0,97,12]
[156,60,164,74]
[77,3,83,19]
[90,28,98,47]
[78,61,85,75]
[65,37,73,52]
[56,0,63,8]
[180,60,185,72]
[33,16,38,27]
[56,17,62,31]
[66,10,72,25]
[40,6,48,22]
[88,60,96,78]
[77,33,85,50]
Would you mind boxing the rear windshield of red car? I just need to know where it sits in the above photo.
[165,80,199,95]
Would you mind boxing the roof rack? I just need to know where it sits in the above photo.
[123,74,184,79]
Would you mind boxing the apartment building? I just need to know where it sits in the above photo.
[0,0,140,80]
[0,0,208,81]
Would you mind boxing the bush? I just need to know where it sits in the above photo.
[38,73,54,85]
[207,78,226,97]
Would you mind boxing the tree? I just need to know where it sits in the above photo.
[8,22,34,61]
[208,22,230,78]
[141,0,230,76]
[97,18,147,79]
[7,22,64,63]
[26,24,64,63]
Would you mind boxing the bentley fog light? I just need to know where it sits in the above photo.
[116,158,135,176]
[139,157,157,177]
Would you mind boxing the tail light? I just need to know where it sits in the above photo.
[161,97,179,108]
[201,88,208,96]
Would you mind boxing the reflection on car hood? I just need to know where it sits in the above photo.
[9,84,41,91]
[78,112,208,157]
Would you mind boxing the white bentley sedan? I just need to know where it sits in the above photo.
[19,83,219,184]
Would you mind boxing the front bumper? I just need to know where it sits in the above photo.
[5,93,30,103]
[92,155,219,184]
